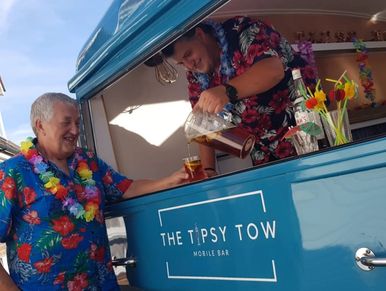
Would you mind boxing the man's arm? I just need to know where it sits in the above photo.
[194,57,284,113]
[0,264,19,291]
[122,168,188,199]
[227,56,284,97]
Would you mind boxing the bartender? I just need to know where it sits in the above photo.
[162,16,315,175]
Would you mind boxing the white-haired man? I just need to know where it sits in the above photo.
[0,92,187,290]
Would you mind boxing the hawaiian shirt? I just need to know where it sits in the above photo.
[187,16,316,165]
[0,147,132,290]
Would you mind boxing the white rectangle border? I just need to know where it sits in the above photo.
[157,190,277,283]
[166,260,277,282]
[158,190,266,227]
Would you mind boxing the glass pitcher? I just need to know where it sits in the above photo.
[184,110,255,159]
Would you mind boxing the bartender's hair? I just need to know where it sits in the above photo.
[30,92,79,135]
[162,23,213,58]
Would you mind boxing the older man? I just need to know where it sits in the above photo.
[0,93,187,290]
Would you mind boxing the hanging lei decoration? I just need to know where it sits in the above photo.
[352,38,377,107]
[193,19,235,91]
[20,137,100,222]
[297,40,319,81]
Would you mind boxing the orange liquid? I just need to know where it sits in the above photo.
[184,159,206,182]
[192,127,255,158]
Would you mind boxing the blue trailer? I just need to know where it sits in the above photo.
[69,0,386,290]
[104,136,386,290]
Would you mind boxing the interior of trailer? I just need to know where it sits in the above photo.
[81,0,386,183]
[73,0,386,285]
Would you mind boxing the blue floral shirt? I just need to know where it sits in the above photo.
[0,147,132,290]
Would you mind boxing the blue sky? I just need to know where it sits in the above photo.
[0,0,113,144]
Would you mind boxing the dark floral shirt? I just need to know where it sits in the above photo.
[0,148,132,290]
[187,17,315,165]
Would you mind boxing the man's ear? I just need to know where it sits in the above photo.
[195,27,206,41]
[35,119,45,136]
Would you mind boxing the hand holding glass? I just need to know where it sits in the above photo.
[183,156,206,182]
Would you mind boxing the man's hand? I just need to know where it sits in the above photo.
[0,265,19,291]
[167,167,190,186]
[194,85,228,114]
[193,57,285,114]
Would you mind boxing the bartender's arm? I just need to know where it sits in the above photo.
[194,57,284,113]
[0,264,19,290]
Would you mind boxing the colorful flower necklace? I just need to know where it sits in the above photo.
[352,38,377,107]
[20,137,100,222]
[297,40,319,80]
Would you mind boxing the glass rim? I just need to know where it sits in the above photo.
[182,155,200,162]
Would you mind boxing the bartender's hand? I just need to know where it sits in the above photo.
[194,85,229,114]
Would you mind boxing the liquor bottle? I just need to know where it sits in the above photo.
[312,111,329,149]
[292,69,329,148]
[291,69,319,154]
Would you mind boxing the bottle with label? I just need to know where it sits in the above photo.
[291,69,320,155]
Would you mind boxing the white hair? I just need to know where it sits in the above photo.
[30,92,79,135]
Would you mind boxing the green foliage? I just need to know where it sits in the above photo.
[300,122,322,136]
[240,24,259,55]
[13,170,25,193]
[36,230,61,250]
[0,194,7,207]
[73,251,89,273]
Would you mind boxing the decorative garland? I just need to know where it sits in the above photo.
[297,40,319,80]
[352,38,377,107]
[20,137,100,222]
[194,19,235,90]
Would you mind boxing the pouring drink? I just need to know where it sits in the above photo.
[185,111,255,159]
[183,156,206,182]
[190,127,255,159]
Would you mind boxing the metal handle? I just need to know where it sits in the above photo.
[355,248,386,271]
[112,257,137,268]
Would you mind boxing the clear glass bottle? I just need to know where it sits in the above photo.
[292,69,328,148]
[291,69,319,154]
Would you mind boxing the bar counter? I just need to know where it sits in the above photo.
[106,135,386,291]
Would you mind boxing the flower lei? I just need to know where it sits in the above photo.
[352,38,377,107]
[20,137,100,222]
[193,19,235,90]
[297,40,318,80]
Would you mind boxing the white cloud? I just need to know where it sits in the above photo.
[6,123,33,145]
[0,48,75,123]
[0,0,113,146]
[0,0,17,33]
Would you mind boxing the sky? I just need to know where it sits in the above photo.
[0,0,113,145]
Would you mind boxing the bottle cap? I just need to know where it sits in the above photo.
[292,69,301,80]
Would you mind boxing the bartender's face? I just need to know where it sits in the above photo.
[173,28,218,74]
